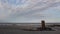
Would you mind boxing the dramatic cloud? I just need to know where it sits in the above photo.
[0,0,60,22]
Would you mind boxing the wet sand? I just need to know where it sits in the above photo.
[0,29,60,34]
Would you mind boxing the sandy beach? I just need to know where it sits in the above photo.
[0,23,60,34]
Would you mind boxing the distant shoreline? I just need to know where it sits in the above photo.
[0,22,60,24]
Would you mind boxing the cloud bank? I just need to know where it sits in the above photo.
[0,0,60,22]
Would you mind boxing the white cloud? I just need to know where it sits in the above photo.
[0,0,60,22]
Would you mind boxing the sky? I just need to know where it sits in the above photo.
[0,0,60,23]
